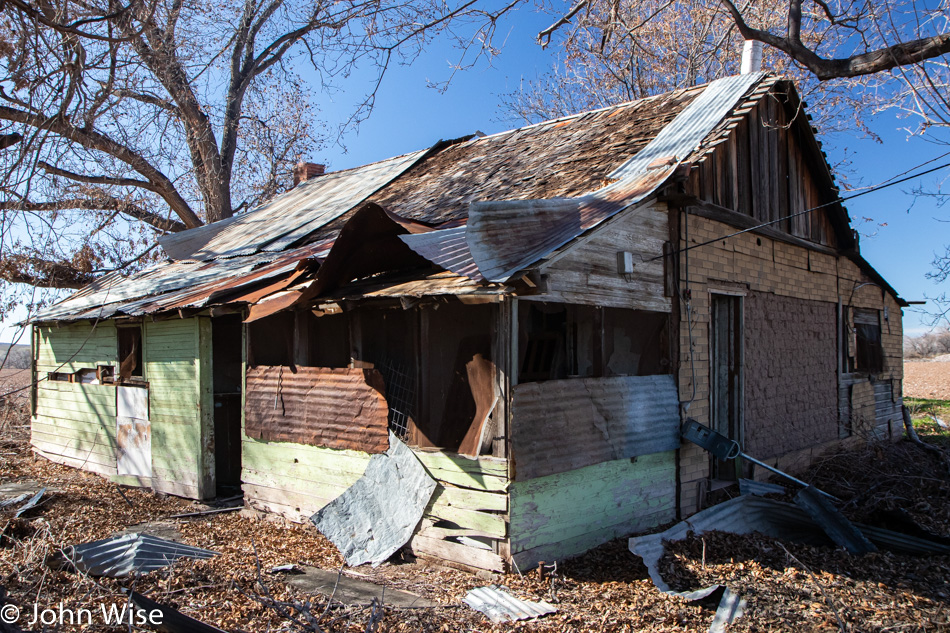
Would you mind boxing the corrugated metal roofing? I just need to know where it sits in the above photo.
[34,243,329,322]
[158,149,427,261]
[463,585,557,623]
[67,533,218,578]
[398,227,481,280]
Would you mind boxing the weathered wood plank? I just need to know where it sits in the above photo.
[406,533,505,573]
[509,452,675,557]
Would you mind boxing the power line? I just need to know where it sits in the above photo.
[644,158,950,265]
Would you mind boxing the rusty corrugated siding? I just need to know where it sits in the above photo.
[245,366,390,453]
[511,374,680,481]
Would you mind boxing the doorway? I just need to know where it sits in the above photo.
[212,315,243,496]
[710,294,743,480]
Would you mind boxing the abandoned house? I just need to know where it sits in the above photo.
[29,70,906,573]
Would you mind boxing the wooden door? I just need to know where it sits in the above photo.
[710,294,743,480]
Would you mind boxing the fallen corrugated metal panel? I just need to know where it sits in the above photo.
[739,478,787,496]
[630,495,950,595]
[794,486,877,554]
[399,226,482,280]
[310,433,437,567]
[629,496,828,593]
[67,533,218,578]
[467,73,764,282]
[158,149,428,261]
[511,374,680,481]
[244,366,390,454]
[463,585,557,623]
[856,523,950,556]
[14,488,46,518]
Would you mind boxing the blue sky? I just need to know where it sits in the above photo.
[1,10,947,341]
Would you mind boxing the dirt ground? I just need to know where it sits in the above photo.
[903,360,950,400]
[1,399,949,632]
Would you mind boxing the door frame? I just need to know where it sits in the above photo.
[708,290,744,480]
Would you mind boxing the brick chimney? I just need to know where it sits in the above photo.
[293,161,326,187]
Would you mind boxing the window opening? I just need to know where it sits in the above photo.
[117,326,143,381]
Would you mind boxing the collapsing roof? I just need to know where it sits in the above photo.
[34,72,893,323]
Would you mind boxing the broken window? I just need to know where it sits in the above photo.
[518,303,670,383]
[854,308,884,374]
[518,303,597,381]
[604,308,669,377]
[117,325,143,382]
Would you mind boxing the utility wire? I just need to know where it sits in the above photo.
[644,158,950,265]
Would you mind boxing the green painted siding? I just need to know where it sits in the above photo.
[32,322,119,476]
[144,317,212,499]
[241,438,372,521]
[31,318,211,499]
[509,451,676,567]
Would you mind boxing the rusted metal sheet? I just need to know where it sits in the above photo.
[244,366,390,453]
[467,73,764,282]
[33,243,329,322]
[158,149,428,261]
[794,486,877,554]
[511,374,680,481]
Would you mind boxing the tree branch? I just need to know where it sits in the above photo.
[0,103,202,227]
[38,161,157,191]
[0,194,187,232]
[720,0,950,80]
[0,254,96,289]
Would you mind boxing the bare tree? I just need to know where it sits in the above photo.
[0,0,517,314]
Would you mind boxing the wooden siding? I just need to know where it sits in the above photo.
[540,202,671,312]
[141,318,212,499]
[32,322,119,476]
[508,451,675,568]
[686,90,837,247]
[241,437,509,572]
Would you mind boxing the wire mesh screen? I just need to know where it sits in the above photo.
[377,359,415,440]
